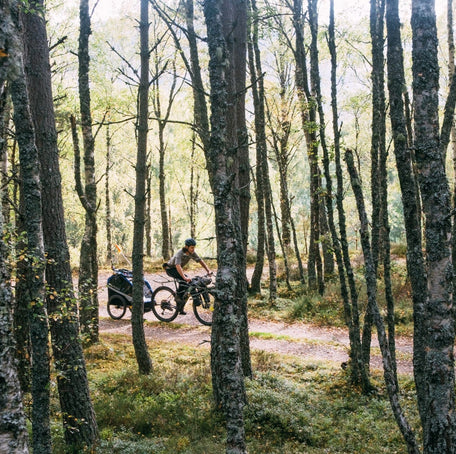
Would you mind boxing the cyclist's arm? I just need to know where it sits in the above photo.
[176,264,191,282]
[199,259,211,274]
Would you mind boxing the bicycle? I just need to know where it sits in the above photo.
[106,268,154,320]
[151,274,215,326]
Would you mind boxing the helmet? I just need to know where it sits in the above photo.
[185,238,196,247]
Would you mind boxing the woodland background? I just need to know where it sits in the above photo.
[2,0,456,453]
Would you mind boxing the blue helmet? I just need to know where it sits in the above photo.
[185,238,196,247]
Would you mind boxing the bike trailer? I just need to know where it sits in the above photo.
[107,268,153,312]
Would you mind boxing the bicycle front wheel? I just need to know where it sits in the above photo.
[193,290,215,326]
[152,286,179,322]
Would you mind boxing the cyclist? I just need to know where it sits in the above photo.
[163,238,211,314]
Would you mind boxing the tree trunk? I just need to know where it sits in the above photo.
[325,0,370,391]
[77,0,98,345]
[183,0,211,168]
[292,0,322,293]
[152,53,178,261]
[346,149,420,454]
[105,123,113,265]
[386,0,428,425]
[411,0,456,450]
[248,0,277,301]
[132,0,153,376]
[0,87,10,224]
[204,0,248,451]
[9,9,50,452]
[0,162,29,453]
[248,23,265,295]
[0,9,30,451]
[22,2,98,449]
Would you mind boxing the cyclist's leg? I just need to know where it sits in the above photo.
[165,267,187,300]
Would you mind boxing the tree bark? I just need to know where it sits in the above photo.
[248,0,277,301]
[105,123,113,265]
[386,0,428,425]
[204,0,248,451]
[346,149,420,454]
[152,52,177,261]
[0,181,29,453]
[411,0,456,450]
[22,2,98,449]
[77,0,99,345]
[0,8,30,451]
[9,7,50,452]
[326,0,370,391]
[292,0,323,293]
[132,0,153,376]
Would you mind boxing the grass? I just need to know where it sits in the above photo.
[44,331,420,454]
[248,258,414,337]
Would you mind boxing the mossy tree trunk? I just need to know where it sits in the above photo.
[76,0,98,345]
[23,1,98,449]
[411,0,456,450]
[248,0,277,301]
[204,0,248,451]
[292,0,323,294]
[325,0,370,391]
[346,149,420,454]
[0,4,30,451]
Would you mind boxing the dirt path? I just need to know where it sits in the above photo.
[97,269,414,375]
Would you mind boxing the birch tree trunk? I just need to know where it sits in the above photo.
[131,0,153,375]
[346,149,420,454]
[411,0,456,450]
[204,0,248,451]
[77,0,98,345]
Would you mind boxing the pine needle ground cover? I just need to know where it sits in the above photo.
[47,332,420,453]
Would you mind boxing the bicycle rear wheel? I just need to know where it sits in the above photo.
[152,286,179,322]
[107,294,127,320]
[193,289,215,326]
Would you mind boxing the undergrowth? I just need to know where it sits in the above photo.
[249,258,413,336]
[47,333,420,454]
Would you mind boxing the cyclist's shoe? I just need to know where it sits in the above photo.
[176,296,186,315]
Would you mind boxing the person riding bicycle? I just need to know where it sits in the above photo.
[163,238,211,314]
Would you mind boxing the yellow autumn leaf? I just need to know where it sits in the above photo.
[0,49,8,57]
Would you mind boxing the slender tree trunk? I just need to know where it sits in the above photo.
[146,163,152,256]
[272,198,292,290]
[250,0,277,301]
[22,2,98,449]
[105,123,113,265]
[247,28,265,295]
[411,1,456,450]
[0,87,10,224]
[326,0,370,391]
[189,133,199,238]
[346,149,420,454]
[290,214,306,285]
[386,0,428,424]
[204,1,248,451]
[131,0,153,376]
[292,0,322,293]
[183,0,211,169]
[158,119,170,259]
[77,0,98,345]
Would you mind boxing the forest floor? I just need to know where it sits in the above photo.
[97,269,414,376]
